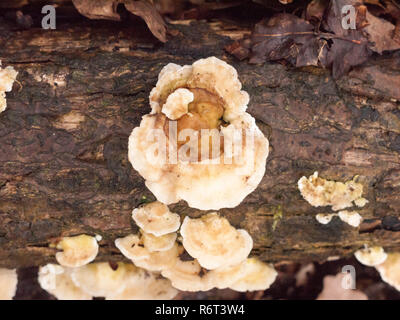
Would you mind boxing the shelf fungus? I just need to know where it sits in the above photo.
[180,213,253,270]
[128,57,269,210]
[53,234,99,268]
[354,245,387,267]
[375,253,400,291]
[229,258,277,292]
[315,211,362,228]
[38,264,92,300]
[106,268,177,300]
[115,234,180,272]
[161,252,213,292]
[298,172,368,211]
[0,62,18,113]
[132,201,181,236]
[70,262,134,297]
[39,262,177,300]
[0,268,17,300]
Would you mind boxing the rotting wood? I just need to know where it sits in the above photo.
[0,6,400,268]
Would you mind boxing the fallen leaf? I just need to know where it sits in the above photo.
[72,0,167,42]
[306,0,329,23]
[321,31,370,79]
[363,11,400,53]
[249,13,320,66]
[124,0,167,42]
[72,0,121,21]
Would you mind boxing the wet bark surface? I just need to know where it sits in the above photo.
[0,5,400,270]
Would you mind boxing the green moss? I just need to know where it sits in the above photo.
[272,205,283,231]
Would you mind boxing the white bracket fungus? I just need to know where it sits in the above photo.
[106,268,177,300]
[132,201,181,236]
[354,245,387,267]
[39,262,177,300]
[53,234,99,268]
[142,231,177,252]
[315,213,335,225]
[115,234,180,272]
[161,254,213,292]
[161,88,194,120]
[298,172,368,211]
[70,262,132,297]
[228,258,277,292]
[0,268,17,300]
[375,252,400,291]
[115,209,277,293]
[38,264,92,300]
[337,210,363,228]
[128,57,269,210]
[180,213,253,270]
[0,62,18,113]
[315,211,362,228]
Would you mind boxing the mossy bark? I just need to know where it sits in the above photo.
[1,5,400,269]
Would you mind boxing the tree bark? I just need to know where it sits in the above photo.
[1,5,400,269]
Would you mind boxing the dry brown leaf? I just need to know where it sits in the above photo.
[124,0,167,42]
[72,0,166,42]
[363,11,400,53]
[305,0,328,22]
[72,0,121,21]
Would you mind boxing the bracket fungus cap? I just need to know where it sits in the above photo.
[106,268,177,300]
[0,62,18,113]
[128,57,269,210]
[180,213,253,270]
[375,252,400,291]
[38,264,92,300]
[298,172,367,211]
[70,262,133,297]
[229,258,277,292]
[0,268,17,300]
[354,245,387,267]
[132,201,181,237]
[54,234,99,268]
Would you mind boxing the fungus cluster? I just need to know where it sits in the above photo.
[353,247,400,292]
[298,172,368,211]
[115,202,277,292]
[36,58,276,299]
[299,172,368,228]
[0,62,18,113]
[128,57,269,210]
[315,210,363,228]
[38,262,177,300]
[351,245,400,293]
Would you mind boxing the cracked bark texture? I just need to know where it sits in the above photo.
[1,5,400,269]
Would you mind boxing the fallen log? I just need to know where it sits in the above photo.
[0,5,400,269]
